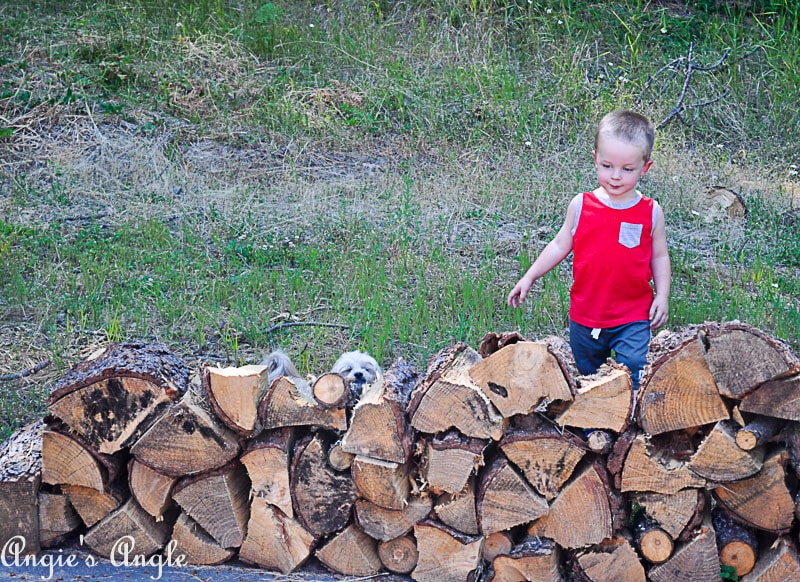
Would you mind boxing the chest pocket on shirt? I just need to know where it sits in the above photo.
[619,222,643,248]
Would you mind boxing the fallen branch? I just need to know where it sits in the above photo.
[0,359,51,382]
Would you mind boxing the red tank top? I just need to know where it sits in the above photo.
[569,191,655,328]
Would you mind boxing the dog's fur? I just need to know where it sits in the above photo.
[260,349,310,391]
[331,350,381,386]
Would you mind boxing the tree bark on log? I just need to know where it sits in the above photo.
[412,519,484,582]
[712,506,758,577]
[736,415,783,451]
[0,419,43,555]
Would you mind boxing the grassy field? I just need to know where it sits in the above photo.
[1,0,799,439]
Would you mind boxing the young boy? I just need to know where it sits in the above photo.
[507,110,671,392]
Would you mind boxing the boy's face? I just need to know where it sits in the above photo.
[593,135,653,200]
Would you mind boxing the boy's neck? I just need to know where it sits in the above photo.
[593,187,641,207]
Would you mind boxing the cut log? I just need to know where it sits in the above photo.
[351,455,411,510]
[239,497,315,574]
[703,186,747,222]
[620,433,706,494]
[712,506,758,577]
[647,519,720,582]
[688,419,764,482]
[633,511,674,564]
[712,449,795,533]
[490,535,562,582]
[528,463,612,549]
[41,426,121,491]
[172,460,250,548]
[434,477,479,535]
[412,519,484,582]
[736,415,783,450]
[355,494,432,541]
[83,497,172,559]
[586,430,614,454]
[170,511,235,565]
[204,364,270,435]
[131,383,241,476]
[38,491,81,548]
[378,535,419,575]
[239,427,296,517]
[632,489,705,540]
[741,537,800,582]
[483,530,514,563]
[477,457,549,535]
[62,483,125,527]
[407,343,506,440]
[315,523,382,576]
[341,359,418,464]
[420,430,486,494]
[638,334,729,435]
[0,419,43,555]
[259,374,347,431]
[468,340,572,417]
[556,362,632,432]
[700,322,798,399]
[328,439,354,471]
[128,458,176,520]
[500,414,587,501]
[46,342,187,454]
[312,372,351,409]
[740,368,800,421]
[574,538,646,582]
[290,433,358,537]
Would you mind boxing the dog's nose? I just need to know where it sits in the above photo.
[354,372,364,382]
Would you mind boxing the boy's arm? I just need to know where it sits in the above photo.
[649,205,671,329]
[507,195,579,308]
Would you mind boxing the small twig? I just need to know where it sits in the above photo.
[0,360,51,382]
[265,321,351,335]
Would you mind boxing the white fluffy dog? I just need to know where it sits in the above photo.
[331,350,381,387]
[260,349,310,391]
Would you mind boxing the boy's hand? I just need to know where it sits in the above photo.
[507,279,532,308]
[649,295,669,329]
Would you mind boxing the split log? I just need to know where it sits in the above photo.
[407,343,506,440]
[83,497,172,559]
[239,427,296,517]
[128,458,176,520]
[468,340,572,417]
[586,430,614,454]
[736,416,783,450]
[620,433,706,494]
[38,491,81,548]
[41,427,121,490]
[341,359,418,464]
[712,506,758,577]
[412,519,484,582]
[490,535,562,582]
[477,457,549,535]
[713,449,795,533]
[259,375,346,431]
[688,419,764,482]
[312,372,352,409]
[633,511,674,564]
[62,483,125,527]
[500,414,587,501]
[556,362,632,432]
[204,364,270,435]
[0,420,43,554]
[646,518,720,582]
[47,341,187,454]
[741,537,800,581]
[170,511,235,565]
[434,477,479,535]
[351,455,411,510]
[378,535,419,574]
[638,334,729,435]
[632,489,706,540]
[574,538,646,582]
[740,369,800,420]
[700,322,798,399]
[528,463,613,549]
[328,439,354,470]
[483,530,514,562]
[290,432,358,537]
[315,523,382,576]
[172,460,250,548]
[420,430,485,494]
[239,497,315,574]
[355,494,432,541]
[131,383,241,476]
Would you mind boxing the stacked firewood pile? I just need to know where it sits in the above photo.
[2,321,800,581]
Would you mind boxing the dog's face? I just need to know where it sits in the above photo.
[331,350,381,386]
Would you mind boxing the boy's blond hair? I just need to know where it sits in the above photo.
[594,110,655,161]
